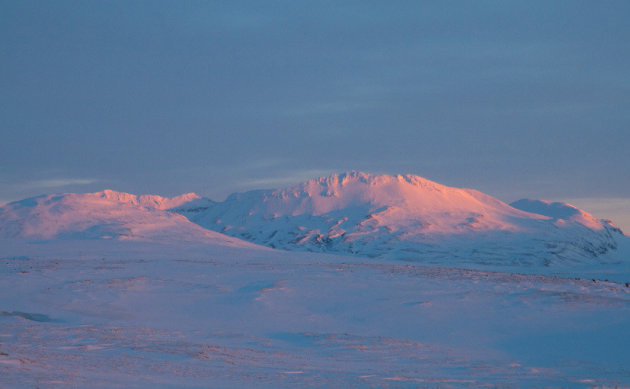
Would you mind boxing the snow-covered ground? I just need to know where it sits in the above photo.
[1,239,630,387]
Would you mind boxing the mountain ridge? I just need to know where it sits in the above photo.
[0,190,251,247]
[175,172,625,266]
[1,172,626,267]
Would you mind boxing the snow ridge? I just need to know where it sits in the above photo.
[99,189,205,210]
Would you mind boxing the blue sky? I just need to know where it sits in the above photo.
[1,1,629,229]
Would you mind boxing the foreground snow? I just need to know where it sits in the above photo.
[2,240,629,387]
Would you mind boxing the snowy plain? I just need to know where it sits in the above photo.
[1,173,630,387]
[2,239,630,388]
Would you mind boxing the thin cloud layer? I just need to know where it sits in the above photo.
[1,1,629,222]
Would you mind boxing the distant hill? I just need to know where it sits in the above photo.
[0,190,251,248]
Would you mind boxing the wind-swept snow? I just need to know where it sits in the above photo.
[1,240,629,387]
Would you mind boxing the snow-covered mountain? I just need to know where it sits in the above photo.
[175,172,626,267]
[0,190,249,247]
[1,172,626,267]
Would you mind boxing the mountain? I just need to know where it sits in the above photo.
[175,172,626,267]
[0,190,250,247]
[1,172,626,268]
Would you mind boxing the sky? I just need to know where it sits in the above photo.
[1,1,629,230]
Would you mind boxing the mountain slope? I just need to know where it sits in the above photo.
[0,190,251,247]
[175,172,626,266]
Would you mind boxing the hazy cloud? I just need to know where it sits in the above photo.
[1,1,629,217]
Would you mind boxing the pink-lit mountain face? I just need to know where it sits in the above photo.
[0,190,248,247]
[175,172,625,267]
[1,172,626,267]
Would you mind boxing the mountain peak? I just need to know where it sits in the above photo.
[260,171,520,220]
[301,171,443,191]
